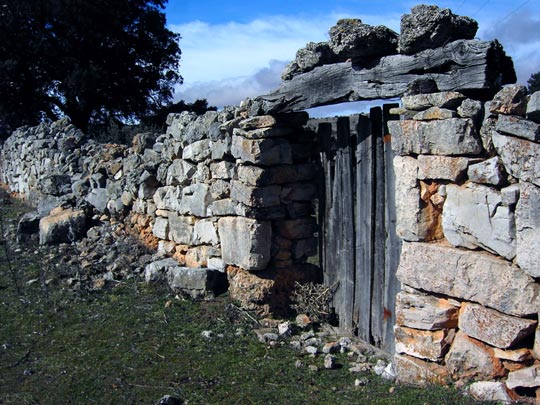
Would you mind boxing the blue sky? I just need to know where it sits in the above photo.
[165,1,540,114]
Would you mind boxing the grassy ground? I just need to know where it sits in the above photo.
[0,194,485,404]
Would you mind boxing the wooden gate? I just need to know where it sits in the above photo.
[314,104,401,353]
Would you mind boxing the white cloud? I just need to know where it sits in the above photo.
[171,5,540,111]
[170,12,401,108]
[479,10,540,84]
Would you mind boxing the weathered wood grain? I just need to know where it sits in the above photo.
[255,40,515,114]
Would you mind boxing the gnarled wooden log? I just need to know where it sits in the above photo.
[254,40,515,114]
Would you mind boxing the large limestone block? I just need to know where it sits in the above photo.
[527,91,540,123]
[152,217,169,240]
[179,183,212,217]
[231,135,292,166]
[492,132,540,186]
[167,267,227,299]
[458,303,537,349]
[490,84,528,116]
[515,182,540,277]
[153,186,182,212]
[166,159,196,186]
[394,354,450,386]
[209,161,235,180]
[397,242,540,317]
[193,219,219,245]
[168,213,195,245]
[394,156,442,241]
[468,381,518,403]
[445,332,505,381]
[395,325,454,361]
[401,92,465,111]
[39,208,87,245]
[395,291,459,330]
[417,155,470,181]
[496,114,540,142]
[388,118,482,156]
[506,365,540,389]
[218,217,271,271]
[230,180,281,207]
[442,183,516,260]
[144,258,178,283]
[467,157,506,186]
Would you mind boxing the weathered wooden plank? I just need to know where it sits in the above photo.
[354,114,373,342]
[382,103,402,354]
[254,40,515,114]
[318,122,335,288]
[370,107,386,347]
[328,117,355,331]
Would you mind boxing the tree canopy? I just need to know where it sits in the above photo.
[528,72,540,94]
[0,0,182,136]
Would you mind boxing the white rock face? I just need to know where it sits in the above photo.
[493,131,540,187]
[397,242,540,317]
[442,183,516,260]
[515,182,540,277]
[468,381,516,403]
[218,217,272,271]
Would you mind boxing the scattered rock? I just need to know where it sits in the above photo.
[468,381,517,403]
[399,5,478,54]
[490,85,528,116]
[39,208,87,245]
[324,354,337,369]
[328,19,398,59]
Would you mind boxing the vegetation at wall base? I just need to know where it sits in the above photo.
[0,193,487,404]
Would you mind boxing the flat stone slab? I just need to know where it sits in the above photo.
[506,365,540,389]
[515,182,540,277]
[445,331,505,381]
[218,217,271,271]
[389,118,482,156]
[442,183,516,260]
[396,291,460,330]
[493,131,540,187]
[458,303,537,349]
[395,325,453,361]
[417,155,470,181]
[397,242,540,316]
[167,267,227,299]
[394,354,450,386]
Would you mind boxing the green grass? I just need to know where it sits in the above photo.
[0,196,485,404]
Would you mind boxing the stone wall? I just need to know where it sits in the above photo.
[388,85,540,399]
[0,104,320,313]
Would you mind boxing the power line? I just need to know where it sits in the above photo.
[471,0,491,18]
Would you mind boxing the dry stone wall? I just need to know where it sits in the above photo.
[0,105,320,312]
[388,85,540,398]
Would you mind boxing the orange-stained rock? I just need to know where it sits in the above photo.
[396,291,460,330]
[395,354,450,386]
[445,331,506,381]
[459,303,537,349]
[395,325,454,361]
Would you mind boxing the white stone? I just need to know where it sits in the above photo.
[468,381,515,404]
[515,182,540,277]
[152,217,169,240]
[182,139,211,162]
[218,217,272,271]
[506,364,540,389]
[493,131,540,187]
[193,219,219,245]
[442,183,516,260]
[467,157,506,186]
[397,242,540,317]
